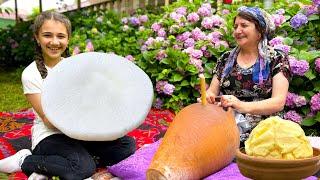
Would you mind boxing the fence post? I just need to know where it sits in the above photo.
[77,0,81,9]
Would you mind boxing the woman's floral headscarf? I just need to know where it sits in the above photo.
[221,6,275,85]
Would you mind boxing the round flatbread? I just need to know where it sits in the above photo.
[42,52,153,141]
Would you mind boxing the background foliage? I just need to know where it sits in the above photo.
[0,0,319,135]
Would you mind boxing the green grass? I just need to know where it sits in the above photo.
[0,68,30,112]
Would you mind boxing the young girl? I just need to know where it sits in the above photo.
[0,11,135,179]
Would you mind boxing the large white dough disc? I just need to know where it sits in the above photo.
[41,52,154,141]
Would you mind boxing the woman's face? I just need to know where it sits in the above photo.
[233,16,261,48]
[35,19,69,62]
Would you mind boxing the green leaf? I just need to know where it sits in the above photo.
[304,70,316,80]
[160,58,170,65]
[308,15,320,21]
[301,117,317,126]
[315,112,320,122]
[180,80,189,86]
[171,73,184,82]
[313,81,320,91]
[290,77,305,86]
[186,65,198,74]
[283,37,293,45]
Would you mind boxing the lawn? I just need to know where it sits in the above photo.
[0,67,30,112]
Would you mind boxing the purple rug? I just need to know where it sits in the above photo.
[108,140,318,180]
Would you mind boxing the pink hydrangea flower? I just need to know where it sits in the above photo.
[284,110,302,124]
[125,55,135,61]
[315,58,320,73]
[310,93,320,112]
[175,7,187,15]
[151,23,162,32]
[156,50,167,61]
[72,46,80,56]
[189,58,204,72]
[85,41,94,52]
[269,37,284,46]
[187,12,200,23]
[285,92,307,108]
[191,28,206,41]
[289,57,309,76]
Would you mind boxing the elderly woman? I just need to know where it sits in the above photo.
[205,6,291,144]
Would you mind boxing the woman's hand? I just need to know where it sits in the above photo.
[220,95,244,112]
[197,90,218,104]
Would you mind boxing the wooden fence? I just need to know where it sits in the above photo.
[68,0,176,15]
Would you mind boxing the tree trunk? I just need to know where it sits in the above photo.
[77,0,81,9]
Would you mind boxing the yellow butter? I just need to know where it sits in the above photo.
[245,116,313,159]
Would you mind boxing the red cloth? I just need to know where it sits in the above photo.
[0,108,175,179]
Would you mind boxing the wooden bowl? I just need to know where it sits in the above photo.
[236,147,320,180]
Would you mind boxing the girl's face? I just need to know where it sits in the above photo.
[35,19,69,62]
[233,16,261,48]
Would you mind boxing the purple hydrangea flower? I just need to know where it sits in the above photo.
[303,5,318,16]
[313,0,320,6]
[203,50,212,58]
[190,49,203,59]
[156,81,167,93]
[310,93,320,112]
[139,15,148,23]
[288,57,309,76]
[156,81,175,95]
[271,14,286,27]
[176,7,187,15]
[290,13,308,29]
[315,58,320,73]
[144,37,155,47]
[269,37,284,46]
[121,17,128,24]
[191,28,206,41]
[156,50,167,61]
[214,40,229,48]
[201,17,214,29]
[129,17,140,26]
[197,5,212,17]
[189,58,204,72]
[151,23,162,32]
[157,28,166,37]
[211,15,224,27]
[125,55,135,61]
[72,46,80,56]
[176,31,191,42]
[286,92,307,108]
[187,12,200,23]
[273,44,291,55]
[207,31,222,43]
[222,9,230,15]
[284,110,302,124]
[170,12,184,22]
[163,84,175,95]
[154,98,163,109]
[85,41,94,52]
[184,38,195,48]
